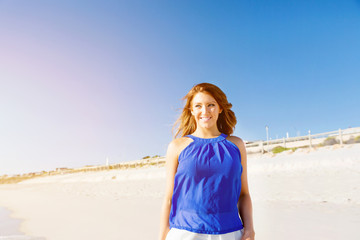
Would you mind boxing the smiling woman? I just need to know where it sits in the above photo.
[159,83,255,240]
[173,83,237,139]
[190,92,222,131]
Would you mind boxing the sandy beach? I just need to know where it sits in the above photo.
[0,207,23,237]
[1,143,359,240]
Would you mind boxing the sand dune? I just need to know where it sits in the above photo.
[0,144,359,240]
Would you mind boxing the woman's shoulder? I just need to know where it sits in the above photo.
[167,136,194,157]
[226,135,246,150]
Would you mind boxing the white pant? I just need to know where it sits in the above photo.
[165,228,244,240]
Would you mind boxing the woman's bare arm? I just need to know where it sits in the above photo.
[230,136,255,240]
[159,138,190,240]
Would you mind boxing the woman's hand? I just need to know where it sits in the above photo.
[241,228,255,240]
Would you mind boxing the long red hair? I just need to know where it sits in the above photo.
[173,83,237,138]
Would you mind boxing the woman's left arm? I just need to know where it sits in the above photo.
[233,137,255,240]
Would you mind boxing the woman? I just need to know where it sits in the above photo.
[159,83,255,240]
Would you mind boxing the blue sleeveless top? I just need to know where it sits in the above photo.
[169,133,243,234]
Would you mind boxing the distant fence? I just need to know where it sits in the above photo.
[47,157,166,175]
[245,127,360,154]
[2,127,359,183]
[74,127,360,172]
[0,157,166,183]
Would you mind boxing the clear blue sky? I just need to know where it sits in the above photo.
[1,0,359,175]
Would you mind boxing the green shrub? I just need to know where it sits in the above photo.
[272,146,287,154]
[345,136,356,144]
[323,137,339,146]
[271,146,297,154]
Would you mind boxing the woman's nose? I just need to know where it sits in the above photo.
[202,106,209,113]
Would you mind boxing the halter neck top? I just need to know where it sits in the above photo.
[169,133,243,234]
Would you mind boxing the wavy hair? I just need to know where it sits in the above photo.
[173,83,237,138]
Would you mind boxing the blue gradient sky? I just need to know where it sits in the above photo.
[1,1,359,175]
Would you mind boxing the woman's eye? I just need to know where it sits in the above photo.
[195,105,201,108]
[208,104,215,107]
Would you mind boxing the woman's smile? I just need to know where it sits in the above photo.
[200,117,211,121]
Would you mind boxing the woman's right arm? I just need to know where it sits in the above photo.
[159,139,180,240]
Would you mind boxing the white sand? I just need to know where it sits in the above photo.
[0,144,359,240]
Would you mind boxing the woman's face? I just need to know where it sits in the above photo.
[191,92,222,131]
